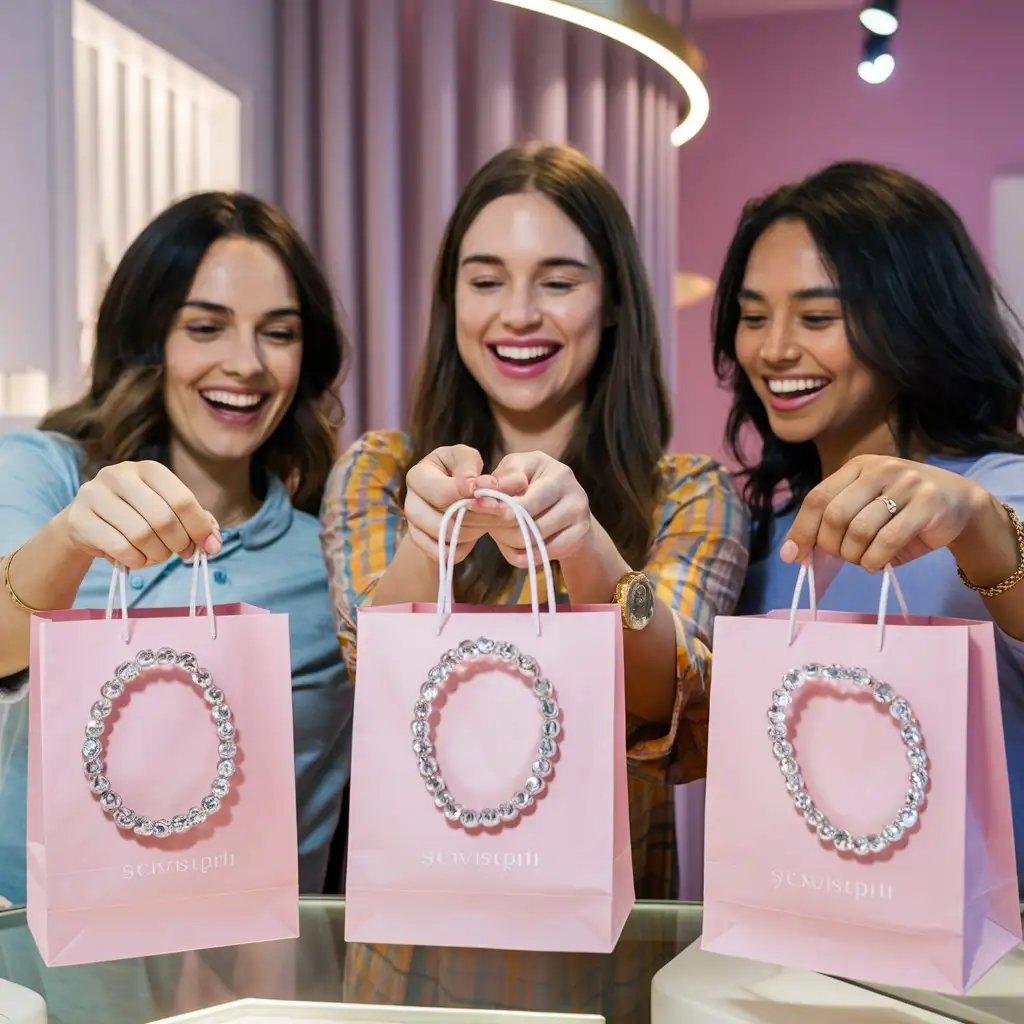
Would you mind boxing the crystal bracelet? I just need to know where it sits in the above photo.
[412,637,559,831]
[83,647,237,838]
[769,662,928,857]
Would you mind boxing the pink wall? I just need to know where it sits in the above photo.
[672,0,1024,462]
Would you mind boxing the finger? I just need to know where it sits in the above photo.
[459,510,502,532]
[839,495,902,566]
[487,524,530,557]
[494,451,542,475]
[492,452,542,495]
[472,494,505,511]
[117,482,194,559]
[860,503,934,573]
[531,496,589,542]
[406,492,495,554]
[404,491,445,543]
[491,469,529,496]
[84,500,167,568]
[408,464,463,512]
[433,445,485,497]
[812,477,889,560]
[512,477,564,521]
[497,519,590,567]
[135,462,220,555]
[781,460,874,563]
[83,512,151,570]
[466,473,499,500]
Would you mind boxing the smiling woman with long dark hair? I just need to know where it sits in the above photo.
[713,160,1024,883]
[322,141,750,901]
[0,192,352,904]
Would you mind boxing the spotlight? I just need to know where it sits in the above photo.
[859,1,899,37]
[857,32,895,84]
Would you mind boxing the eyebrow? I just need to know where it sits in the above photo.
[180,300,301,318]
[460,254,591,271]
[739,286,840,302]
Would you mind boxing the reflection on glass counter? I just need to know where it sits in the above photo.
[1,899,1023,1024]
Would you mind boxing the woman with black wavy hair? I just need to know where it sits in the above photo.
[714,160,1024,881]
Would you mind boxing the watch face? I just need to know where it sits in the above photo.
[627,579,654,625]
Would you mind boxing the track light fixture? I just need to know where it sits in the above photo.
[859,0,899,37]
[857,31,895,84]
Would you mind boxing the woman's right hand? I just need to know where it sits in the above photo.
[404,445,500,563]
[62,461,221,569]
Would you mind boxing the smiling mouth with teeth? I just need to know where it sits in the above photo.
[490,344,561,366]
[199,389,268,412]
[766,378,830,397]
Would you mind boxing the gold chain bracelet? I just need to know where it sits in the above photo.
[956,503,1024,598]
[2,547,45,615]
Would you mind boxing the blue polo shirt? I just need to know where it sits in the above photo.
[0,430,351,903]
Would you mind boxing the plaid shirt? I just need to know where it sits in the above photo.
[320,431,749,1017]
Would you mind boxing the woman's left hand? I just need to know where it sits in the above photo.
[487,451,594,567]
[781,454,992,571]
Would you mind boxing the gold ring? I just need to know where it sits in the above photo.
[878,496,898,517]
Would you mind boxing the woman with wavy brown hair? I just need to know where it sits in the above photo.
[0,192,352,904]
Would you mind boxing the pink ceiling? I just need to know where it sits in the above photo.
[690,0,861,20]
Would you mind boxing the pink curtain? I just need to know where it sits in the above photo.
[278,0,704,902]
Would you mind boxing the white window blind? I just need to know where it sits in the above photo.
[72,0,242,370]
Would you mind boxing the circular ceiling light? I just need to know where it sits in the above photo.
[491,0,709,146]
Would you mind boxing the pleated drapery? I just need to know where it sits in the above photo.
[279,0,687,445]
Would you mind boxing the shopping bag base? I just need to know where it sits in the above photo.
[345,884,630,954]
[701,896,1020,996]
[28,874,299,967]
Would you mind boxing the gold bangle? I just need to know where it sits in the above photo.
[956,503,1024,598]
[2,547,44,616]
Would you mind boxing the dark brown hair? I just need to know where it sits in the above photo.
[406,142,672,602]
[41,191,348,514]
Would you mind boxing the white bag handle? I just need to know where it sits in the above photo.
[788,557,910,650]
[435,488,556,636]
[106,551,217,644]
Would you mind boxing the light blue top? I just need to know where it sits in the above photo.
[739,452,1024,886]
[0,431,352,903]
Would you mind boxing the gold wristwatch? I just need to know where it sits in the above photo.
[613,570,656,630]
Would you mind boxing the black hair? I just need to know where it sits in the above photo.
[712,161,1024,559]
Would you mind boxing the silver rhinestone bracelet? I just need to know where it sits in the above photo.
[83,647,237,838]
[769,662,928,857]
[413,637,559,831]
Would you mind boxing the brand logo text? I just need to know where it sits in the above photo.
[771,868,893,901]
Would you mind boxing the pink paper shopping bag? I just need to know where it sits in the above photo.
[346,490,634,953]
[703,558,1021,994]
[27,555,300,966]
